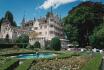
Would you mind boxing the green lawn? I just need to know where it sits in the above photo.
[16,59,34,70]
[81,53,102,70]
[0,56,18,70]
[0,48,103,70]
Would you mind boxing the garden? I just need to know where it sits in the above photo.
[0,1,104,70]
[0,48,103,70]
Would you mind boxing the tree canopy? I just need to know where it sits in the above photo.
[89,24,104,49]
[15,34,29,48]
[0,11,17,27]
[16,34,29,43]
[49,37,61,51]
[63,1,104,47]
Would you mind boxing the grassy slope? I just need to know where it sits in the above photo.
[81,53,102,70]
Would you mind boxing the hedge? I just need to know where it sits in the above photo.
[0,59,19,70]
[16,59,34,70]
[81,53,102,70]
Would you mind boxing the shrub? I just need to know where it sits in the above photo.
[26,44,34,49]
[15,34,29,48]
[34,41,41,48]
[49,37,61,51]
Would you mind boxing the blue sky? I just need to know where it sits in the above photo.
[0,0,103,26]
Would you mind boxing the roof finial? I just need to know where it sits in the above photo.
[51,6,53,14]
[21,11,26,26]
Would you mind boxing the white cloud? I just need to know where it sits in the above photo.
[39,0,77,9]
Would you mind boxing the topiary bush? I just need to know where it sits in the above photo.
[49,37,61,51]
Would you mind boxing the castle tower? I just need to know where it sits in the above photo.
[21,16,25,27]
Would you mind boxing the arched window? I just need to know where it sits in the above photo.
[5,34,9,39]
[5,34,9,42]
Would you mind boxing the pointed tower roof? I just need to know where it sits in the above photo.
[21,15,26,26]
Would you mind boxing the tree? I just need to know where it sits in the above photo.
[15,34,29,48]
[64,24,78,43]
[34,41,41,48]
[5,11,17,26]
[89,24,104,49]
[49,37,61,51]
[63,2,104,47]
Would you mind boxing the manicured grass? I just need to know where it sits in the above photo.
[56,52,80,59]
[0,58,18,70]
[16,59,34,70]
[81,53,102,70]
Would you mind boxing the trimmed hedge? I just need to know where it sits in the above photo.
[0,59,19,70]
[56,52,80,59]
[81,53,102,70]
[0,44,15,48]
[16,59,34,70]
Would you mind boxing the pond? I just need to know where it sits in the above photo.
[15,52,56,59]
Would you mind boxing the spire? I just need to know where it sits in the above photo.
[50,1,54,14]
[21,11,26,26]
[51,6,53,14]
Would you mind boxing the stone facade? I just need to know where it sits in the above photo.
[0,12,69,49]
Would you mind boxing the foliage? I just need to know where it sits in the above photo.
[0,57,18,70]
[26,44,33,49]
[30,54,89,70]
[16,59,34,70]
[5,11,17,26]
[0,11,17,28]
[57,52,80,59]
[49,37,61,51]
[89,24,104,49]
[64,24,78,43]
[15,34,29,48]
[63,2,104,47]
[81,53,102,70]
[34,41,41,48]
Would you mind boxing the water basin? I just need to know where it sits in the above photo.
[16,52,56,59]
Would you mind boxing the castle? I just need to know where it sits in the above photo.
[0,12,69,49]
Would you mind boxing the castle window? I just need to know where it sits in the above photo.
[39,32,42,35]
[45,32,47,34]
[34,27,38,30]
[50,31,54,34]
[50,24,53,27]
[44,25,47,28]
[50,18,54,21]
[40,26,42,29]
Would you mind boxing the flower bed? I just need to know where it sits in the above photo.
[29,56,90,70]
